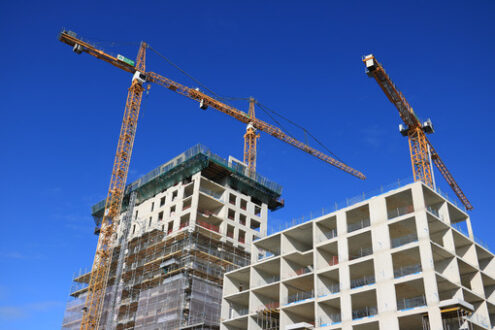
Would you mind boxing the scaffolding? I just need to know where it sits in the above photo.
[63,225,250,330]
[255,304,280,330]
[422,306,475,330]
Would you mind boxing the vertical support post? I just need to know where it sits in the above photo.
[81,42,147,330]
[243,98,260,173]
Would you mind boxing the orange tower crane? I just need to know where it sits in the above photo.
[363,54,472,210]
[243,97,259,173]
[59,30,366,329]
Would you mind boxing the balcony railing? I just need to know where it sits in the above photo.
[286,290,314,305]
[257,249,280,261]
[294,266,312,276]
[351,275,375,289]
[328,255,339,267]
[319,229,337,242]
[257,301,280,311]
[391,233,418,248]
[426,205,441,218]
[349,247,373,260]
[352,306,377,320]
[388,205,414,219]
[319,314,341,327]
[347,218,370,233]
[397,295,426,310]
[318,283,340,297]
[228,305,249,319]
[199,187,223,200]
[256,276,279,287]
[394,264,422,278]
[197,220,219,233]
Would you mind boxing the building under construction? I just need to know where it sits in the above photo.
[61,145,283,329]
[221,181,495,330]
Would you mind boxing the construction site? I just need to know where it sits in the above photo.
[57,29,492,330]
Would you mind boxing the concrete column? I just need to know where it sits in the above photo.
[412,183,444,329]
[370,196,399,329]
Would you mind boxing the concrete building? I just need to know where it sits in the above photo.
[221,181,495,330]
[61,145,283,329]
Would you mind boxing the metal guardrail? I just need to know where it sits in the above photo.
[352,306,377,320]
[318,283,340,297]
[320,229,337,242]
[349,247,373,260]
[391,233,418,248]
[351,275,375,289]
[397,295,426,310]
[387,205,414,219]
[199,187,223,200]
[394,264,422,278]
[347,218,370,233]
[255,276,279,288]
[286,290,314,304]
[319,314,341,326]
[92,144,283,214]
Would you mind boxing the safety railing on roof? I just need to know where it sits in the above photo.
[92,144,282,214]
[267,177,468,236]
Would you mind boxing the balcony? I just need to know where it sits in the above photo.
[351,275,376,289]
[397,295,426,311]
[352,306,377,320]
[228,303,249,319]
[388,205,414,219]
[295,266,312,276]
[318,283,340,297]
[199,187,223,201]
[348,218,370,233]
[257,248,280,261]
[394,264,422,278]
[319,314,341,327]
[391,233,418,249]
[350,247,373,260]
[197,220,219,233]
[286,290,314,305]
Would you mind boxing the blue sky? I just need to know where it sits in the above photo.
[1,1,494,328]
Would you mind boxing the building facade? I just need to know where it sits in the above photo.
[221,181,495,330]
[61,145,283,329]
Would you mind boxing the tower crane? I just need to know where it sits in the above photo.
[363,54,472,210]
[59,30,366,329]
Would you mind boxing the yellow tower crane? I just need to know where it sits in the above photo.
[59,30,366,329]
[363,54,472,210]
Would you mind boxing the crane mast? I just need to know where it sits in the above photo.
[58,30,367,329]
[363,54,472,210]
[80,43,147,329]
[243,97,259,172]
